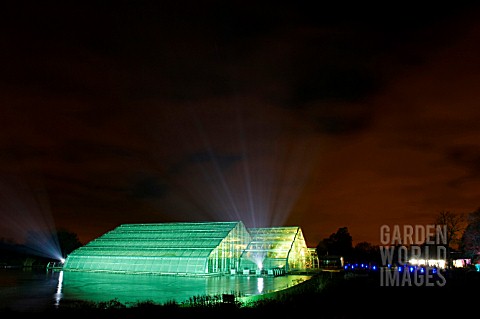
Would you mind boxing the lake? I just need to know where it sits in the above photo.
[0,269,311,312]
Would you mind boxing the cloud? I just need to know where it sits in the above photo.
[2,1,480,246]
[289,67,379,105]
[186,151,243,169]
[129,174,169,200]
[446,145,480,187]
[55,139,135,164]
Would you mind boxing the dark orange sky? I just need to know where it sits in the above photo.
[1,2,480,248]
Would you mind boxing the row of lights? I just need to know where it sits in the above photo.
[343,263,378,271]
[343,263,439,274]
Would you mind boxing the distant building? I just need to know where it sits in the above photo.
[63,221,319,276]
[317,255,344,269]
[449,250,472,268]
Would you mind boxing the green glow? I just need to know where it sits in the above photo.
[64,221,251,275]
[59,271,313,306]
[239,227,309,272]
[64,221,317,276]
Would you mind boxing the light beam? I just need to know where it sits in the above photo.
[0,176,63,261]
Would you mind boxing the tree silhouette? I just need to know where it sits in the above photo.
[434,210,466,268]
[435,210,465,249]
[56,228,82,257]
[317,227,353,260]
[461,208,480,262]
[352,241,380,264]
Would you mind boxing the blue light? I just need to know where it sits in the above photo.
[398,266,403,272]
[420,267,425,273]
[372,265,376,270]
[409,266,414,272]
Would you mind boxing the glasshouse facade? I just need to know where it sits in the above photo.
[63,221,318,276]
[238,227,310,274]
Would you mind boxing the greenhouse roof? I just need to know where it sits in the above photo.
[248,226,301,241]
[242,227,302,253]
[242,226,305,256]
[71,221,244,258]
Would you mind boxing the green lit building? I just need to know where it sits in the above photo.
[63,221,318,276]
[238,227,309,274]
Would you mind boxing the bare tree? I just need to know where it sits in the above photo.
[435,210,466,249]
[434,210,466,268]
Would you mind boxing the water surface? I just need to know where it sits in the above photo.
[0,269,311,312]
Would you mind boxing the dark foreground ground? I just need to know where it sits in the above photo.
[2,268,479,319]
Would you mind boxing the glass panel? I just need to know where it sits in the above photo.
[64,221,250,275]
[63,222,314,276]
[238,226,309,272]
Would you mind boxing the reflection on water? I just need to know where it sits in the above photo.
[60,271,311,306]
[54,271,63,307]
[257,277,264,294]
[0,269,60,312]
[0,269,311,311]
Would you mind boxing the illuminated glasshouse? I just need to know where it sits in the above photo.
[63,221,318,276]
[238,227,310,275]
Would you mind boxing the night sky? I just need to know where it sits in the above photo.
[1,2,480,248]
